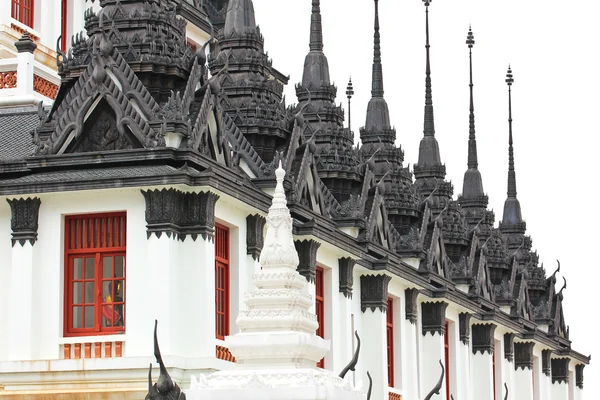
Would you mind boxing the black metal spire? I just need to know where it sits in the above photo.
[502,66,524,225]
[309,0,324,52]
[423,0,435,139]
[461,26,484,198]
[346,77,354,132]
[371,0,384,98]
[223,0,257,37]
[363,0,391,135]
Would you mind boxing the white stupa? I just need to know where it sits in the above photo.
[187,163,366,400]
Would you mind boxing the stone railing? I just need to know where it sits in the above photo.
[0,57,60,106]
[61,340,124,359]
[0,71,17,88]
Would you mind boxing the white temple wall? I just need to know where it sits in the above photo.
[0,200,12,361]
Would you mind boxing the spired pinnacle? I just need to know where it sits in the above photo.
[223,0,257,37]
[461,25,484,198]
[301,0,331,89]
[309,0,324,52]
[502,66,523,225]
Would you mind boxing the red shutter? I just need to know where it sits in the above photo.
[215,224,230,340]
[387,298,394,387]
[316,267,325,368]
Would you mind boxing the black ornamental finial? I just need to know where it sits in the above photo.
[466,26,477,169]
[346,77,354,132]
[309,0,324,52]
[371,0,384,98]
[506,66,516,199]
[423,0,435,138]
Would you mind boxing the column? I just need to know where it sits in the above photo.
[336,257,355,374]
[575,364,585,400]
[551,358,570,400]
[6,197,41,361]
[540,349,553,400]
[401,288,420,399]
[360,274,392,400]
[471,324,497,400]
[14,33,37,97]
[458,313,472,399]
[421,301,449,399]
[514,342,535,400]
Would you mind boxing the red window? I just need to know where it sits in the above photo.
[60,0,67,51]
[444,321,451,400]
[64,213,126,336]
[215,223,230,340]
[316,266,325,368]
[386,297,395,387]
[11,0,34,28]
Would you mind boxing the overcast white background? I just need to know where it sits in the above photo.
[250,0,598,391]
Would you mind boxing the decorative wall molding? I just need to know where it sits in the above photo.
[514,342,535,370]
[459,313,471,345]
[542,349,552,377]
[246,214,266,261]
[338,257,355,298]
[576,364,585,389]
[472,324,496,355]
[405,288,419,324]
[551,358,570,384]
[141,189,220,241]
[504,333,515,362]
[360,274,392,312]
[421,301,448,336]
[294,239,321,283]
[6,197,41,246]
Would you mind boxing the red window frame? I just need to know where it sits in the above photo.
[64,212,126,337]
[60,0,67,51]
[11,0,34,28]
[215,223,230,340]
[445,321,451,400]
[386,297,395,387]
[316,266,325,368]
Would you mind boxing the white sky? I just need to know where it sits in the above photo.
[251,0,599,389]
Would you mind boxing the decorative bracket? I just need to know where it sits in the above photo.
[504,333,515,362]
[551,358,570,384]
[339,257,356,298]
[360,274,392,312]
[576,364,585,389]
[542,349,552,377]
[472,323,496,355]
[7,198,41,247]
[459,313,471,345]
[405,288,419,324]
[514,342,535,370]
[246,214,266,260]
[421,301,448,336]
[294,239,321,283]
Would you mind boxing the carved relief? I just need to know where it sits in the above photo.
[246,214,266,261]
[6,198,41,246]
[421,302,448,336]
[514,342,535,370]
[0,71,17,89]
[542,349,552,377]
[141,189,220,241]
[504,333,515,362]
[338,257,355,298]
[405,288,419,324]
[360,274,392,312]
[471,324,496,355]
[459,313,471,345]
[551,358,570,384]
[33,75,59,99]
[294,239,321,283]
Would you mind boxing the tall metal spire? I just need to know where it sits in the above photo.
[466,26,477,170]
[423,0,435,138]
[501,66,523,225]
[371,0,384,98]
[346,77,354,132]
[309,0,324,52]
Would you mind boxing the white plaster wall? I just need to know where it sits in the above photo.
[0,199,12,361]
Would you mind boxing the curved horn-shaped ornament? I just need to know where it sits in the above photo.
[504,382,509,400]
[366,371,373,400]
[424,360,445,400]
[551,260,561,280]
[558,277,567,296]
[339,331,361,378]
[154,320,175,394]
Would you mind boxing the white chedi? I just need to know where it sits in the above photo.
[187,163,366,399]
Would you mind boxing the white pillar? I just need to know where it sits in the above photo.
[514,342,535,400]
[551,382,569,400]
[8,242,34,360]
[401,288,420,400]
[420,301,448,399]
[550,358,571,400]
[15,38,36,97]
[457,314,472,400]
[471,324,496,400]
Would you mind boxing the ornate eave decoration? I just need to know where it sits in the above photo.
[421,301,448,336]
[360,274,392,312]
[338,257,356,298]
[459,313,471,345]
[504,333,515,362]
[514,342,535,370]
[294,239,321,283]
[246,214,266,260]
[471,323,496,355]
[405,288,420,324]
[551,358,570,384]
[542,349,553,377]
[141,189,219,241]
[6,198,42,247]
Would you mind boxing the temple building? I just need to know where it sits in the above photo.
[0,0,589,399]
